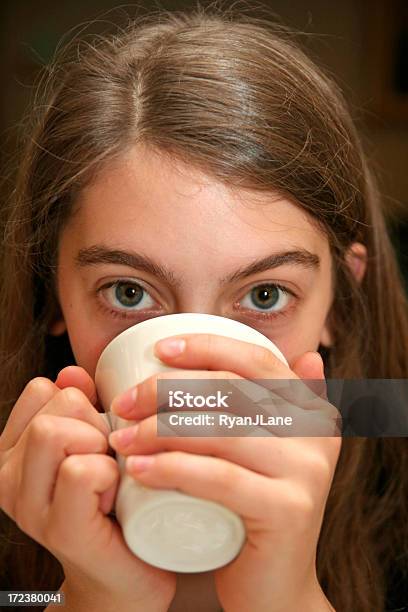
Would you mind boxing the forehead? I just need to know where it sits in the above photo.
[66,145,328,259]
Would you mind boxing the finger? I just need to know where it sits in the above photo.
[0,378,59,451]
[109,412,271,470]
[270,353,339,427]
[109,413,337,480]
[1,367,107,453]
[15,415,108,529]
[55,366,100,408]
[153,334,291,380]
[216,350,334,426]
[56,368,110,432]
[47,454,119,556]
[125,450,314,528]
[111,364,337,436]
[111,369,242,420]
[41,386,110,438]
[289,352,328,399]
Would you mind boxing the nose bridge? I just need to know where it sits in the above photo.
[175,296,218,316]
[173,278,223,316]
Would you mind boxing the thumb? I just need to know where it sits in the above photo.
[290,351,327,400]
[55,365,100,409]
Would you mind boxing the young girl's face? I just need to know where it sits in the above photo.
[53,144,336,379]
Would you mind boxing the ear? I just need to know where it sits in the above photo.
[319,319,333,348]
[48,304,67,336]
[344,241,367,284]
[319,242,367,348]
[49,319,67,336]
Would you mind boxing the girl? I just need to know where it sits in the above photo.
[1,6,407,612]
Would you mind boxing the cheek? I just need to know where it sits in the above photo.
[274,334,321,367]
[271,302,331,365]
[57,282,124,379]
[64,312,117,380]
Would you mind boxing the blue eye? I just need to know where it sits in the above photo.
[99,280,155,312]
[114,282,144,308]
[97,279,297,323]
[239,283,294,318]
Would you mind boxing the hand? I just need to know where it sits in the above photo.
[0,366,176,611]
[109,334,340,612]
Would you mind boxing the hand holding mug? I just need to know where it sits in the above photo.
[95,313,292,574]
[107,325,339,611]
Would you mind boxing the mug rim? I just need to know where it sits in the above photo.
[95,312,287,368]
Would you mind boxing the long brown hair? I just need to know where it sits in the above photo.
[1,6,407,610]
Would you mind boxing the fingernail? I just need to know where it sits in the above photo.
[127,455,154,472]
[155,338,186,357]
[111,386,138,415]
[109,425,139,448]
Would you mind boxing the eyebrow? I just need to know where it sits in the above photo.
[75,244,320,286]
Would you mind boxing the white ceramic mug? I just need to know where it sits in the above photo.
[95,312,288,572]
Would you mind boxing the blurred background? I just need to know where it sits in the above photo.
[1,0,407,283]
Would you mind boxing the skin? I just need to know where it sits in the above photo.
[1,143,367,611]
[53,144,338,370]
